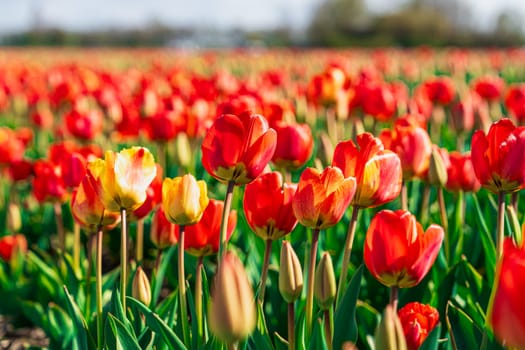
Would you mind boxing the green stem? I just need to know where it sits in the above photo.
[288,303,295,350]
[218,181,235,264]
[178,225,190,346]
[420,184,431,224]
[73,222,81,273]
[258,239,273,303]
[306,228,320,338]
[136,218,144,264]
[96,226,104,350]
[438,187,449,261]
[120,208,128,312]
[401,181,408,211]
[496,192,506,259]
[54,202,65,254]
[195,256,204,344]
[336,206,359,307]
[324,309,333,350]
[390,285,399,311]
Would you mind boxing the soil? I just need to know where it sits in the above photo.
[0,316,48,350]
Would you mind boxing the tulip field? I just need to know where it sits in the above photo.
[1,47,525,350]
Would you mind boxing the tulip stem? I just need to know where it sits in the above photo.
[178,225,190,346]
[136,218,144,264]
[336,206,359,307]
[390,286,399,311]
[288,302,295,350]
[258,239,273,303]
[401,181,408,211]
[158,141,166,176]
[54,202,65,254]
[120,208,128,312]
[96,225,103,350]
[218,180,235,264]
[438,187,449,261]
[496,192,506,259]
[324,309,333,350]
[195,256,204,344]
[420,184,430,225]
[306,228,320,338]
[73,222,80,274]
[85,233,95,318]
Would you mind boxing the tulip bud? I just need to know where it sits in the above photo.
[6,203,22,233]
[209,252,256,345]
[314,252,336,310]
[132,266,151,306]
[279,241,303,303]
[175,133,192,170]
[375,304,407,350]
[428,146,448,187]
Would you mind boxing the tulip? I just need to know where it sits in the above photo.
[398,302,439,350]
[132,266,152,306]
[375,305,407,350]
[364,210,444,289]
[446,152,480,193]
[489,238,525,350]
[315,252,336,311]
[473,75,504,101]
[0,234,27,263]
[271,121,314,171]
[32,160,68,204]
[65,107,104,141]
[421,76,455,106]
[209,252,256,346]
[6,203,22,233]
[505,85,525,123]
[150,207,178,250]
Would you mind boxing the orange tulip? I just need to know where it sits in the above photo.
[0,234,27,263]
[292,167,356,230]
[243,172,297,240]
[489,238,525,349]
[333,132,402,208]
[201,112,277,185]
[471,118,525,193]
[398,302,439,350]
[364,210,443,288]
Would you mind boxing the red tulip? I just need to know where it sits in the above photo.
[243,172,298,240]
[364,210,443,288]
[333,132,402,208]
[142,110,184,142]
[292,167,356,230]
[446,152,480,193]
[398,302,440,350]
[489,238,525,349]
[421,77,455,105]
[32,160,68,203]
[201,112,277,185]
[505,85,525,123]
[65,107,103,141]
[473,75,504,101]
[361,82,396,121]
[471,118,525,193]
[8,159,33,182]
[450,95,476,134]
[271,121,313,170]
[150,207,178,250]
[0,234,27,262]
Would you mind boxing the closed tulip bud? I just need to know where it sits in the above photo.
[427,145,449,187]
[314,252,336,310]
[6,203,22,233]
[375,305,407,350]
[175,132,192,169]
[209,252,256,345]
[132,266,151,306]
[162,174,209,226]
[279,241,303,303]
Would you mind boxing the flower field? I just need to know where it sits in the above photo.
[0,47,525,349]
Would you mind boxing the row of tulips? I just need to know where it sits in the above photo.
[0,49,525,350]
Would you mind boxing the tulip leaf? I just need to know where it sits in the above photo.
[63,285,93,350]
[419,324,441,350]
[309,318,328,350]
[107,313,142,350]
[151,245,176,307]
[333,265,363,350]
[274,331,289,350]
[111,288,133,333]
[127,296,187,349]
[356,301,380,349]
[446,302,482,350]
[472,194,496,284]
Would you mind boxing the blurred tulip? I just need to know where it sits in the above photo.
[445,152,480,193]
[142,110,184,142]
[398,302,439,350]
[201,112,277,185]
[8,159,33,182]
[6,203,22,233]
[427,145,450,187]
[0,127,27,166]
[505,84,525,123]
[271,121,313,170]
[333,132,402,208]
[65,107,103,141]
[450,94,476,135]
[364,210,444,288]
[279,241,303,303]
[32,160,68,203]
[473,75,504,101]
[375,305,407,350]
[162,174,209,226]
[361,82,397,121]
[209,252,256,345]
[132,266,151,306]
[131,163,163,221]
[292,166,356,230]
[0,234,27,263]
[471,118,525,193]
[88,147,157,211]
[489,238,525,349]
[243,171,297,240]
[421,76,455,105]
[150,207,178,249]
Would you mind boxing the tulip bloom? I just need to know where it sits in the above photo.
[201,112,277,185]
[162,174,209,226]
[150,208,178,249]
[333,132,402,208]
[398,302,439,350]
[446,152,480,193]
[489,238,525,349]
[243,172,297,240]
[88,147,157,211]
[471,118,525,193]
[271,121,313,170]
[421,76,455,105]
[32,160,68,203]
[472,75,504,101]
[505,85,525,123]
[380,116,432,180]
[0,234,27,262]
[364,210,444,288]
[292,167,356,230]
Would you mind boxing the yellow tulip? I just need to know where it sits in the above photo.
[162,174,209,226]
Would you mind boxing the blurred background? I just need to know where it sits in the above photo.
[0,0,524,47]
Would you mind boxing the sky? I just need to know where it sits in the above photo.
[0,0,523,34]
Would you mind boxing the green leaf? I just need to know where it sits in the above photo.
[63,286,93,350]
[274,332,289,350]
[151,245,176,306]
[111,288,133,333]
[107,313,142,350]
[446,302,482,350]
[127,296,187,350]
[333,265,363,350]
[47,303,74,347]
[472,194,496,284]
[308,318,328,350]
[419,324,442,350]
